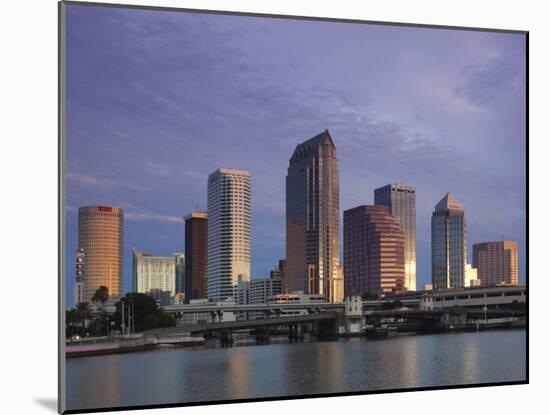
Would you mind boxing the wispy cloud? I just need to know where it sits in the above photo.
[64,5,526,306]
[125,211,182,223]
[67,171,146,192]
[453,48,525,106]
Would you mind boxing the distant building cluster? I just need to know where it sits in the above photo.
[72,130,521,307]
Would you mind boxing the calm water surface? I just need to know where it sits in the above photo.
[66,329,526,411]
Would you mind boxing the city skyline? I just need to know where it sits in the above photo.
[64,5,526,306]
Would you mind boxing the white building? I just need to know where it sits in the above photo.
[207,168,251,301]
[132,250,177,305]
[465,263,480,287]
[249,278,283,304]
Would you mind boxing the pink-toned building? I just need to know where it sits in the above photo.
[344,205,405,296]
[473,241,519,286]
[78,206,123,302]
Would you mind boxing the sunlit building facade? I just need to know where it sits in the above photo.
[431,193,467,290]
[464,263,480,287]
[344,205,405,295]
[374,183,416,291]
[473,241,519,286]
[207,168,251,301]
[132,250,177,305]
[286,130,343,303]
[78,206,123,302]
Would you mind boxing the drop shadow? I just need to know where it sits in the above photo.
[34,398,57,413]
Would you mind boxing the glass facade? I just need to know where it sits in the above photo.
[374,183,416,291]
[431,193,467,290]
[344,205,405,295]
[285,130,343,303]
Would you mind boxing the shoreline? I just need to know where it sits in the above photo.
[65,325,525,358]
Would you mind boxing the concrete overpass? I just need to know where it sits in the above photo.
[145,312,340,336]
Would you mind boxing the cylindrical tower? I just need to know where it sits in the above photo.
[78,206,124,302]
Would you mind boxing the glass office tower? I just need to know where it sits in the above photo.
[431,193,467,290]
[374,183,416,291]
[286,130,343,303]
[344,205,405,295]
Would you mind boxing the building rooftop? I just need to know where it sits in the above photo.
[210,167,251,177]
[290,129,335,162]
[184,212,208,221]
[434,192,463,212]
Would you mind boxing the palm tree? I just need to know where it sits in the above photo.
[92,286,110,336]
[92,286,110,308]
[75,302,91,329]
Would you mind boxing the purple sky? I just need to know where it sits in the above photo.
[65,4,526,307]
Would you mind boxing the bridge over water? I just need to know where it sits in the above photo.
[145,312,340,337]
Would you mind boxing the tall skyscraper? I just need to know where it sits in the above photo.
[286,129,343,303]
[184,212,208,302]
[473,241,519,286]
[78,206,123,302]
[344,205,405,295]
[132,250,177,305]
[374,183,416,291]
[431,193,467,290]
[174,252,185,294]
[207,168,251,301]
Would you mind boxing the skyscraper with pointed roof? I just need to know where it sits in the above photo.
[285,130,343,303]
[431,192,467,289]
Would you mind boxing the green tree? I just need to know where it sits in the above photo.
[91,286,110,336]
[75,302,91,329]
[92,286,110,308]
[114,293,175,332]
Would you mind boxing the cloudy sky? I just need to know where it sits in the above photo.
[64,4,526,306]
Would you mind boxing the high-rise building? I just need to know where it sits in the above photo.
[174,252,185,294]
[286,130,343,303]
[431,193,467,290]
[184,212,208,302]
[472,241,519,286]
[132,250,177,305]
[374,183,416,291]
[344,205,405,295]
[78,206,123,302]
[207,168,251,301]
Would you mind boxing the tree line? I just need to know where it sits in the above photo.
[66,286,175,338]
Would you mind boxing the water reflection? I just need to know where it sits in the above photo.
[66,330,526,412]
